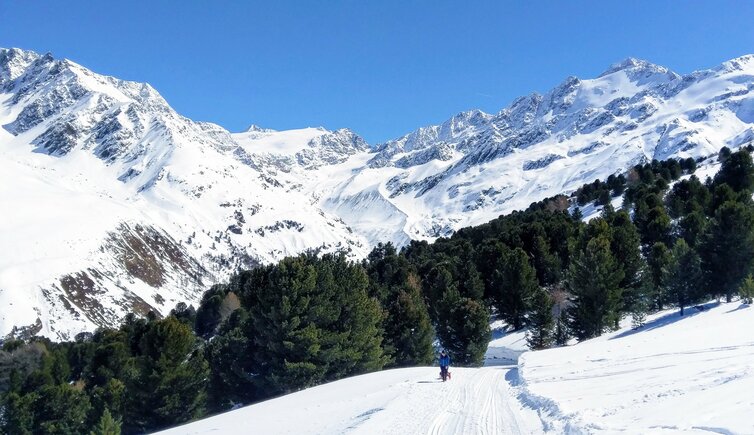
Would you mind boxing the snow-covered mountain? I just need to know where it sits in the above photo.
[0,48,369,339]
[324,56,754,241]
[2,47,753,338]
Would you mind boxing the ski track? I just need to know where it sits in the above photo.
[156,366,545,435]
[349,366,543,435]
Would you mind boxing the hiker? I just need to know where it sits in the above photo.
[439,350,451,381]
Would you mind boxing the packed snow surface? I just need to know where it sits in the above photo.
[158,366,544,435]
[157,302,754,435]
[520,301,754,434]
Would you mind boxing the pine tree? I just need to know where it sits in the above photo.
[647,242,672,310]
[551,286,571,346]
[554,314,570,346]
[88,378,125,429]
[205,309,255,411]
[383,275,434,367]
[567,236,625,340]
[678,210,707,249]
[492,248,538,330]
[630,276,654,329]
[124,316,209,433]
[526,287,555,350]
[713,149,754,193]
[90,408,121,435]
[0,391,34,435]
[604,209,644,325]
[423,264,458,321]
[435,288,491,366]
[194,284,231,338]
[664,239,703,316]
[33,384,92,434]
[245,254,386,400]
[531,235,561,286]
[458,259,485,300]
[702,200,754,302]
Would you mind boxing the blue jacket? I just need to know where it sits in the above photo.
[439,354,451,367]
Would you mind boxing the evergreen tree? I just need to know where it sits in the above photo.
[124,316,209,433]
[666,176,710,218]
[567,236,625,340]
[1,391,34,435]
[531,235,561,286]
[702,201,754,302]
[88,378,125,429]
[604,209,643,322]
[630,275,653,329]
[33,384,92,434]
[647,242,672,310]
[458,259,485,300]
[383,275,434,367]
[526,287,555,350]
[709,183,738,214]
[713,149,754,193]
[551,286,571,346]
[205,309,255,411]
[83,330,131,390]
[90,408,121,435]
[245,254,386,399]
[492,248,538,330]
[435,288,491,366]
[664,239,703,316]
[678,210,707,249]
[643,206,672,249]
[423,263,458,321]
[194,284,232,338]
[170,302,197,328]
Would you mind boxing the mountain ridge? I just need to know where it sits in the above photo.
[1,46,753,338]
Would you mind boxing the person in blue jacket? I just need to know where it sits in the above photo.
[439,350,451,381]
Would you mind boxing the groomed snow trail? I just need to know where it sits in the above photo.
[421,367,542,435]
[157,366,544,435]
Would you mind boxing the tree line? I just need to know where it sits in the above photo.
[2,146,754,434]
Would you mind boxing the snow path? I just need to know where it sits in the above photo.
[156,366,544,435]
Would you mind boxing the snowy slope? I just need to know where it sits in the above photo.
[0,48,369,339]
[156,302,754,435]
[157,366,544,435]
[2,47,754,338]
[318,56,754,242]
[520,302,754,434]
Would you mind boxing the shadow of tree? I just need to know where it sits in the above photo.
[611,301,720,340]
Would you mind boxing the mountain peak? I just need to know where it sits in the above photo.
[245,124,277,133]
[0,47,43,83]
[717,54,754,73]
[599,57,669,77]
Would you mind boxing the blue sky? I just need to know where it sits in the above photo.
[1,1,753,143]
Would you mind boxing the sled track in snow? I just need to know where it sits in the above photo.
[157,365,545,435]
[425,367,542,435]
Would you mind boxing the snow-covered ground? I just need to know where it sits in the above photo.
[156,302,754,435]
[520,301,754,434]
[158,366,543,435]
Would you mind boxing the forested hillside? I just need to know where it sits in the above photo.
[2,148,754,434]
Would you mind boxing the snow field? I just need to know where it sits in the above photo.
[157,367,543,435]
[520,302,754,434]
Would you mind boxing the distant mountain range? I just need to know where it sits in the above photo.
[1,47,752,338]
